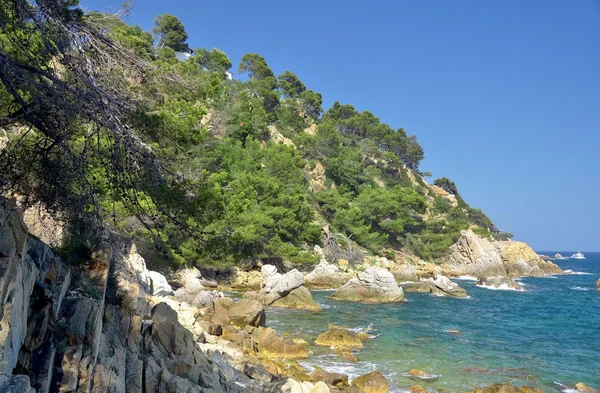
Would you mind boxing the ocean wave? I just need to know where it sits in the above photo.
[563,270,592,275]
[476,283,525,292]
[454,275,478,281]
[569,286,592,291]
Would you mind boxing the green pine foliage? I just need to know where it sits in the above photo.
[0,4,504,269]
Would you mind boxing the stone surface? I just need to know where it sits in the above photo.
[471,384,544,393]
[477,276,523,291]
[352,371,389,393]
[443,229,562,278]
[0,374,35,393]
[331,267,405,304]
[314,328,363,350]
[271,286,322,312]
[390,263,418,282]
[227,299,266,328]
[596,278,600,290]
[406,275,468,298]
[251,327,309,360]
[147,270,174,297]
[305,260,346,289]
[312,368,350,387]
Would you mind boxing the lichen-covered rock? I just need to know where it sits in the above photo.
[352,371,389,393]
[331,267,405,303]
[271,286,322,312]
[227,299,266,328]
[314,328,363,350]
[251,327,309,360]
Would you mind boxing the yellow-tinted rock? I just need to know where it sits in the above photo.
[251,327,308,360]
[335,349,358,362]
[271,286,322,312]
[472,384,544,393]
[408,385,428,393]
[315,328,363,350]
[575,383,599,393]
[352,371,389,393]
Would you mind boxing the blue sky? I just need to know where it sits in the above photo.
[82,0,600,252]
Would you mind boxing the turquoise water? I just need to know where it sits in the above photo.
[266,254,600,393]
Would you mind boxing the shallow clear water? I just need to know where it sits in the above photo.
[266,253,600,393]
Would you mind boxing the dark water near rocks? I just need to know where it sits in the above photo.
[267,253,600,393]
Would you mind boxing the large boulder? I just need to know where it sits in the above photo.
[314,328,364,350]
[390,263,418,282]
[251,327,309,360]
[271,286,321,312]
[352,371,389,393]
[305,261,346,289]
[442,229,562,278]
[331,267,405,303]
[256,265,321,311]
[226,299,266,328]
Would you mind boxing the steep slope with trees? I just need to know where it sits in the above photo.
[0,1,512,272]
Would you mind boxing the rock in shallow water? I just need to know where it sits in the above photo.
[477,276,523,291]
[314,328,364,350]
[352,371,389,393]
[331,267,405,303]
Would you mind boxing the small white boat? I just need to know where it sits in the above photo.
[570,251,585,259]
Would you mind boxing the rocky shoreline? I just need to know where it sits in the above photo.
[1,199,596,393]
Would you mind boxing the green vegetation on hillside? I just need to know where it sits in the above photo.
[0,1,510,270]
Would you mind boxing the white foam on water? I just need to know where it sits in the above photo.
[476,283,525,292]
[570,286,591,291]
[454,275,478,281]
[563,270,592,275]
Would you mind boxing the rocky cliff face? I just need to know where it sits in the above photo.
[0,198,278,393]
[442,229,562,278]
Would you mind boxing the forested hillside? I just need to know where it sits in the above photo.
[0,1,512,270]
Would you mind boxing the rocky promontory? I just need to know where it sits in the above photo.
[441,229,562,278]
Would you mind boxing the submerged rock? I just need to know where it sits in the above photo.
[352,371,389,393]
[472,384,544,393]
[406,369,440,382]
[331,267,405,303]
[575,382,600,393]
[314,328,364,350]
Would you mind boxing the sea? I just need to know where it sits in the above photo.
[266,252,600,393]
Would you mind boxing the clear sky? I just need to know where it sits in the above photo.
[81,0,600,252]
